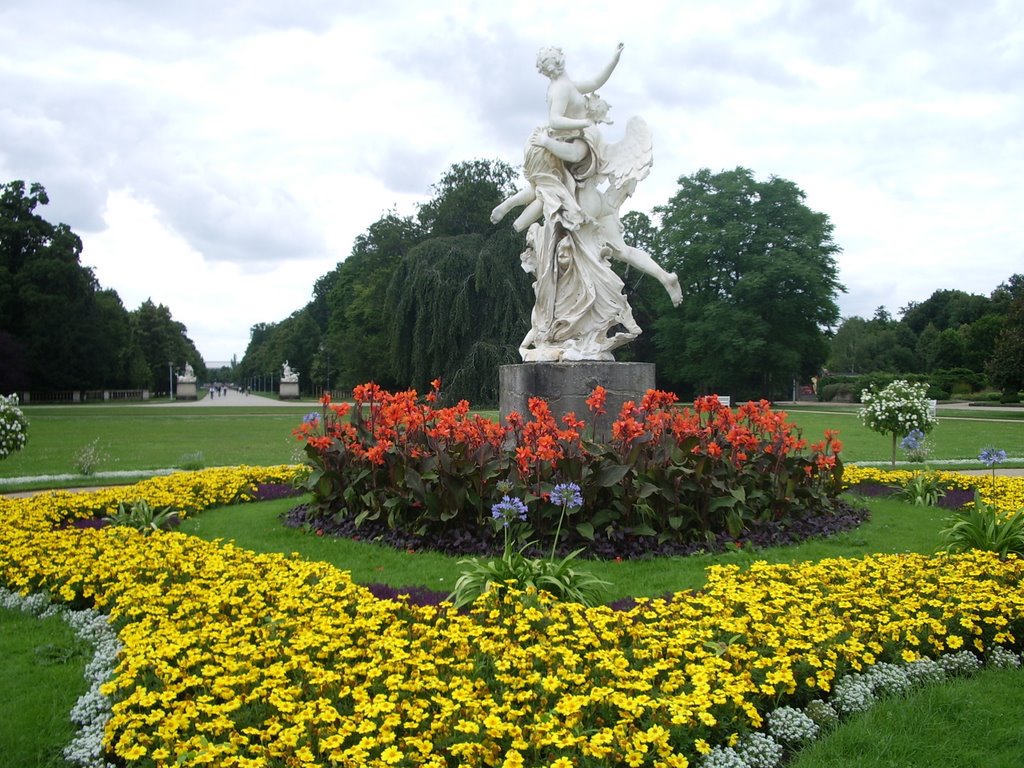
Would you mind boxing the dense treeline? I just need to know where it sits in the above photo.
[239,163,847,404]
[824,275,1024,402]
[0,181,205,393]
[12,166,1017,407]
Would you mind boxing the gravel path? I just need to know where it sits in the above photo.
[163,388,309,407]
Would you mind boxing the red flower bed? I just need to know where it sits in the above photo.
[294,381,844,549]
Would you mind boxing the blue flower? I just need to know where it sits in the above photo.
[978,447,1007,467]
[491,495,528,524]
[900,429,925,450]
[303,412,321,425]
[550,482,583,511]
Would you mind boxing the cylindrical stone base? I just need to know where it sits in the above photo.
[499,362,656,440]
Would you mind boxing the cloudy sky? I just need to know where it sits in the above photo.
[2,1,1021,363]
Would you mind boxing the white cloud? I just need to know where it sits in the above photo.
[1,0,1021,360]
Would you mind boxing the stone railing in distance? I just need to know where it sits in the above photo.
[19,390,151,404]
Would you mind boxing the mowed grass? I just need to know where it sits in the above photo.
[0,404,314,484]
[789,665,1024,768]
[782,404,1024,466]
[178,495,949,601]
[0,607,90,768]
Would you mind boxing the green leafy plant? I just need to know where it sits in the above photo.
[0,393,28,461]
[448,547,610,609]
[105,499,178,534]
[177,451,206,471]
[73,437,109,475]
[896,472,946,506]
[940,493,1024,558]
[448,482,610,609]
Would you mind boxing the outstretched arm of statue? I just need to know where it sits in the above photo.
[574,42,624,94]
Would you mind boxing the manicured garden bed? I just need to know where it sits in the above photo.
[3,464,1024,767]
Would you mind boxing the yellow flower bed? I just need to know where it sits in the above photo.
[843,465,1024,515]
[1,465,302,527]
[1,467,1023,767]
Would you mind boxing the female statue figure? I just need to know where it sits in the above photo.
[491,44,681,362]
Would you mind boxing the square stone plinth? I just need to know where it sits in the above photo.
[499,362,655,439]
[279,380,300,400]
[176,381,198,400]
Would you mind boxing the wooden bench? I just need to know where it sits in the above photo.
[717,395,731,407]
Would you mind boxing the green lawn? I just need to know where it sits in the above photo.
[178,494,947,600]
[0,404,313,485]
[781,404,1024,466]
[0,607,89,768]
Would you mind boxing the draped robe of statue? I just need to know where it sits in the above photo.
[518,121,652,361]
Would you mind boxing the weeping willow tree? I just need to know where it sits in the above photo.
[386,226,531,405]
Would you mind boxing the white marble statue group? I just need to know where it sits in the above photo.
[492,43,681,362]
[281,361,299,383]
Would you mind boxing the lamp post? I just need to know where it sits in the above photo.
[168,362,175,401]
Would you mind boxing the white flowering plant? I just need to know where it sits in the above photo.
[0,393,28,460]
[858,379,937,467]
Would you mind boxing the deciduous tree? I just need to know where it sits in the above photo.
[653,168,843,399]
[987,294,1024,402]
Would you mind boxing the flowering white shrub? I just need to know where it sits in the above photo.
[903,657,945,687]
[987,645,1022,669]
[0,393,28,460]
[767,705,820,745]
[831,674,876,714]
[700,745,748,768]
[734,732,784,768]
[803,699,840,728]
[863,661,913,697]
[937,650,983,677]
[858,380,937,466]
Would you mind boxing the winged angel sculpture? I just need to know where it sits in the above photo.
[492,43,681,362]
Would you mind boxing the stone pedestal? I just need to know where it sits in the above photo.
[176,381,198,400]
[279,380,300,400]
[499,362,656,440]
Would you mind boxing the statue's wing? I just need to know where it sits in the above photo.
[602,116,653,191]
